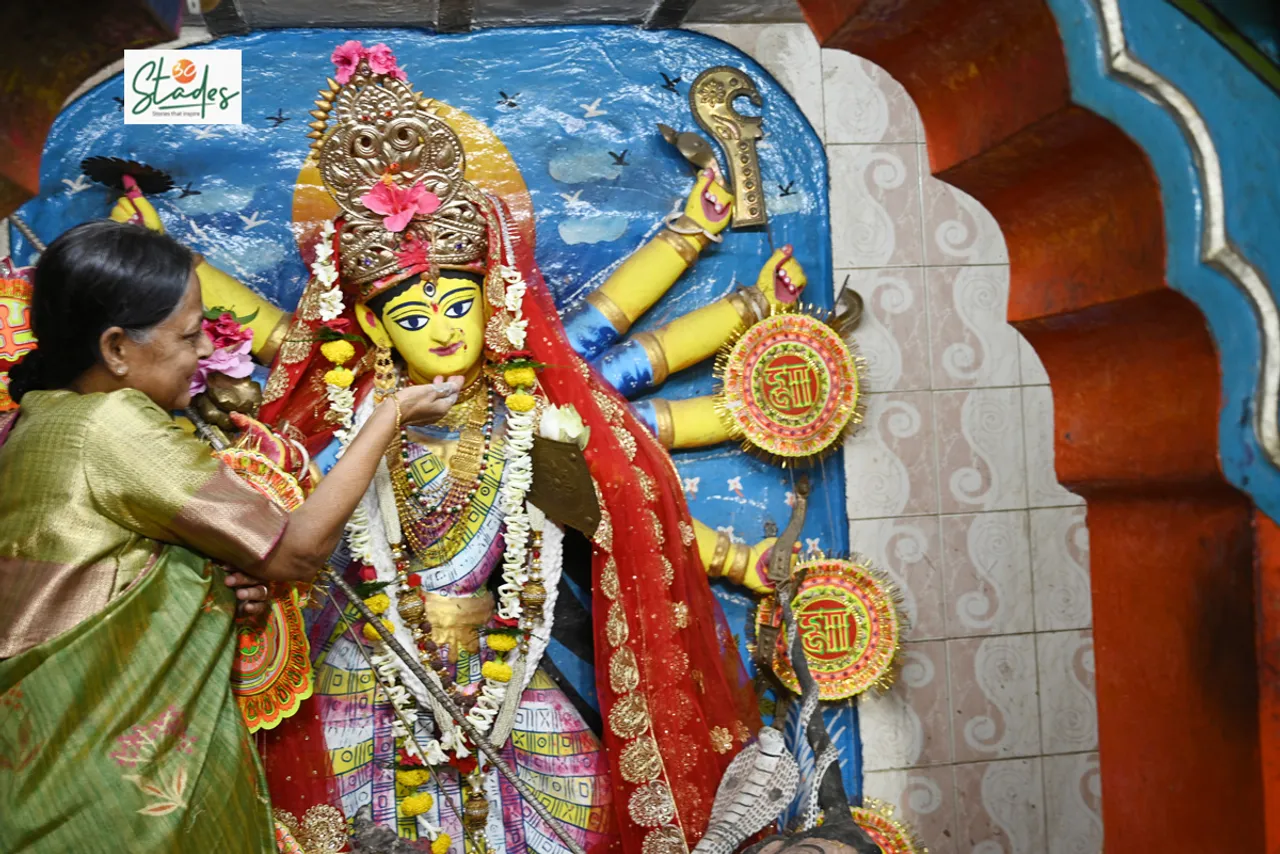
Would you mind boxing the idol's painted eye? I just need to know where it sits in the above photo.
[394,314,429,331]
[443,298,474,319]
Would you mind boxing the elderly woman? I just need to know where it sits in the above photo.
[0,220,457,852]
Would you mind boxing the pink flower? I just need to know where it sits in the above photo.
[331,40,366,85]
[189,338,253,397]
[366,43,406,82]
[359,181,440,233]
[204,313,253,352]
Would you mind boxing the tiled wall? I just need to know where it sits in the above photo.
[690,24,1102,854]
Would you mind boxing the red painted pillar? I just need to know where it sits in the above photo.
[799,0,1269,849]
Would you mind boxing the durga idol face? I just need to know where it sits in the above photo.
[357,271,486,383]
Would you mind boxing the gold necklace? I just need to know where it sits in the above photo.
[386,379,495,566]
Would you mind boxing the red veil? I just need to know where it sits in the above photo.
[259,196,760,853]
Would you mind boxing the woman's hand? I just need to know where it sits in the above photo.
[225,571,271,619]
[393,375,464,427]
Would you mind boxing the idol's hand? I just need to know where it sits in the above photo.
[394,377,461,426]
[741,538,800,595]
[755,245,807,312]
[109,195,166,233]
[226,571,271,619]
[681,168,733,236]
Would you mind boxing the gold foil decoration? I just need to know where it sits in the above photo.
[660,556,674,586]
[620,735,662,784]
[634,465,658,503]
[610,692,651,740]
[732,720,751,743]
[709,726,734,754]
[648,509,665,546]
[600,557,620,600]
[612,425,638,462]
[679,521,695,547]
[610,647,640,694]
[642,826,689,854]
[689,67,766,228]
[593,485,614,552]
[274,805,346,854]
[606,601,629,647]
[629,782,676,828]
[592,389,623,425]
[671,602,689,629]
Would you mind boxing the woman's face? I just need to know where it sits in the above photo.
[113,271,212,411]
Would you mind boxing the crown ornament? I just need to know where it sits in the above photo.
[310,41,488,300]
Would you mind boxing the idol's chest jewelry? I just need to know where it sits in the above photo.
[385,380,496,565]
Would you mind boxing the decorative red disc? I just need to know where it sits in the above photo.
[0,269,36,413]
[717,312,860,463]
[217,448,314,732]
[756,557,901,700]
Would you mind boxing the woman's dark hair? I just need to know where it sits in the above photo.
[7,220,195,403]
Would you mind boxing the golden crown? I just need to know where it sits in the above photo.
[308,45,488,298]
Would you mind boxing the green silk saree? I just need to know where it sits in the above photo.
[0,389,288,852]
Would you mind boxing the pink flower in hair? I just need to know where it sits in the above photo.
[360,180,441,233]
[331,40,366,85]
[366,43,407,82]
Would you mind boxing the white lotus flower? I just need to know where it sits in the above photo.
[539,403,590,449]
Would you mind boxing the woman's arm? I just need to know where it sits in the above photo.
[254,383,457,582]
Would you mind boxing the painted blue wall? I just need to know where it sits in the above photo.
[5,24,859,796]
[1048,0,1280,516]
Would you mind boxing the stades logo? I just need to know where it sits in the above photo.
[123,50,242,125]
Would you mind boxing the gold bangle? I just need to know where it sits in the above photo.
[632,331,671,386]
[727,286,769,327]
[586,290,633,336]
[391,393,403,432]
[655,228,701,267]
[650,398,675,449]
[725,543,751,586]
[707,532,731,578]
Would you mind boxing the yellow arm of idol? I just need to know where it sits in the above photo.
[601,248,807,399]
[110,196,291,363]
[195,262,290,363]
[564,171,732,360]
[692,518,775,594]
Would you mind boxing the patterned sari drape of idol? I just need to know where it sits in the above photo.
[0,388,288,853]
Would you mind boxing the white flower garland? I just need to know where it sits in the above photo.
[312,220,358,450]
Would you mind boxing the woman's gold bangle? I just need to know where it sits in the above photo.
[391,393,403,432]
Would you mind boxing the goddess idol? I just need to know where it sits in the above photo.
[114,41,810,854]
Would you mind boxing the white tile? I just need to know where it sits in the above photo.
[829,143,925,269]
[859,641,952,770]
[1019,335,1050,386]
[1043,753,1103,854]
[954,758,1048,854]
[1030,507,1091,632]
[844,391,939,519]
[926,265,1021,389]
[935,387,1029,513]
[920,146,1009,266]
[941,512,1035,638]
[1037,630,1098,754]
[820,48,918,144]
[1022,386,1085,508]
[863,766,960,854]
[948,634,1042,762]
[841,267,931,392]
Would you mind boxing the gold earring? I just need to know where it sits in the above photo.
[373,344,397,402]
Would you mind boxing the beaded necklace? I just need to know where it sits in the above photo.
[386,378,497,567]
